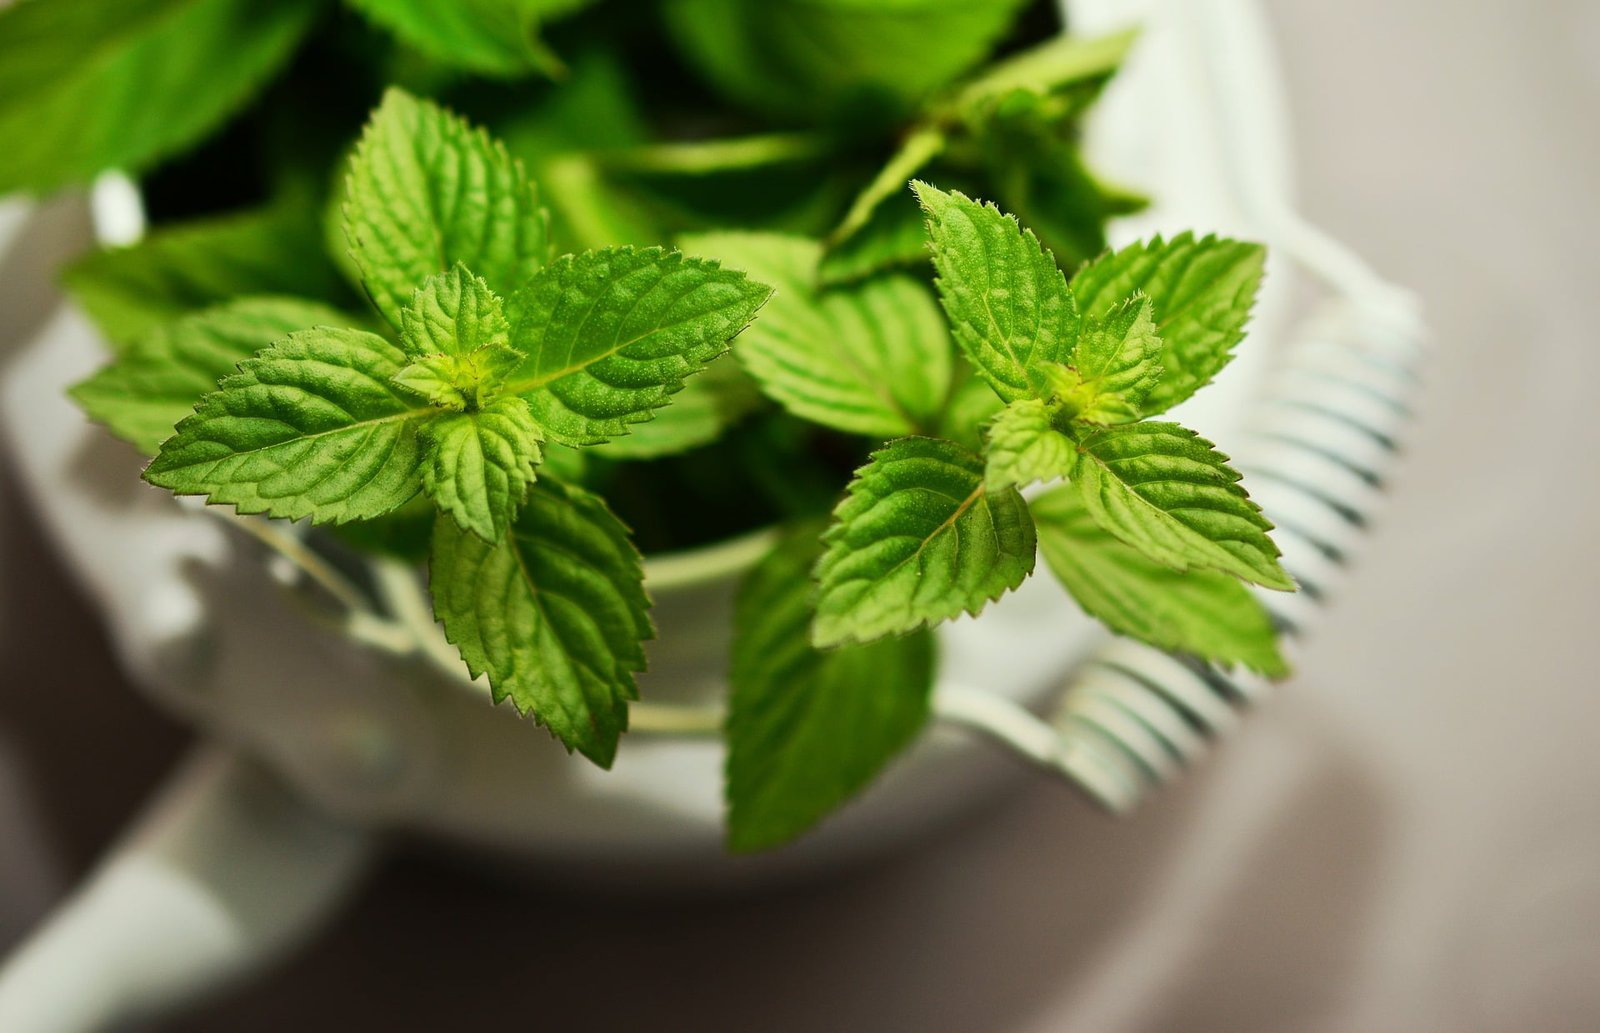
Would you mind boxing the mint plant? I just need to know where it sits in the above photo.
[721,187,1291,848]
[119,88,773,766]
[5,0,1297,853]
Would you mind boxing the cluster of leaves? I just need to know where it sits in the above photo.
[82,89,772,766]
[720,186,1291,849]
[12,0,1297,853]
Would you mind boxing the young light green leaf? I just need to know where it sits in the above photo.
[144,327,433,523]
[347,0,593,79]
[343,88,552,327]
[503,246,771,446]
[399,265,513,358]
[393,265,524,410]
[429,479,651,767]
[421,397,542,541]
[587,353,762,460]
[62,204,349,349]
[1033,487,1287,676]
[392,355,475,412]
[725,526,936,852]
[983,398,1073,490]
[1049,294,1161,425]
[70,297,350,456]
[913,182,1077,402]
[1072,421,1294,590]
[679,232,950,437]
[1069,234,1265,415]
[0,0,318,194]
[814,436,1036,648]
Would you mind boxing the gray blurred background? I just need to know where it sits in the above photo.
[3,1,1597,1029]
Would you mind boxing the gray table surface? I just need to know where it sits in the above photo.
[4,1,1598,1030]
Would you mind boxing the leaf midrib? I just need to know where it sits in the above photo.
[162,404,431,470]
[845,481,985,590]
[503,301,731,396]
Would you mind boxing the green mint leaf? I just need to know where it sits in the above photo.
[347,0,592,79]
[814,436,1036,648]
[948,28,1137,117]
[725,526,936,852]
[503,245,771,447]
[393,355,474,412]
[829,125,946,249]
[679,232,950,437]
[70,297,350,456]
[421,397,542,541]
[393,265,524,410]
[983,398,1074,491]
[1072,421,1293,590]
[663,0,1028,122]
[144,327,433,523]
[913,182,1077,402]
[0,0,317,194]
[1050,294,1162,425]
[399,264,513,358]
[342,88,552,328]
[62,204,350,350]
[1033,487,1287,676]
[430,479,651,767]
[1069,234,1265,415]
[587,353,761,460]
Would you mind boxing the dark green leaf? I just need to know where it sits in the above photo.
[0,0,318,194]
[430,479,652,766]
[347,0,595,79]
[144,327,433,522]
[663,0,1028,123]
[725,526,935,852]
